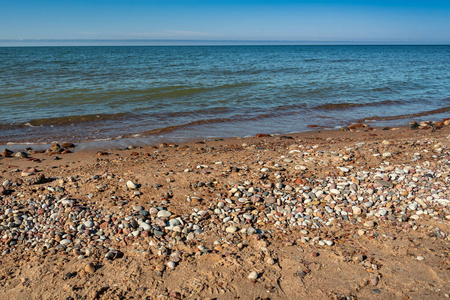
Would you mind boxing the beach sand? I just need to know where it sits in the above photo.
[0,124,449,299]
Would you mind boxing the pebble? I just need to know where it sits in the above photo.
[157,210,172,218]
[84,263,96,273]
[330,189,340,195]
[339,167,350,173]
[364,221,375,228]
[248,271,258,280]
[60,239,72,245]
[352,206,362,215]
[371,277,379,286]
[226,226,238,233]
[126,181,138,189]
[140,222,151,231]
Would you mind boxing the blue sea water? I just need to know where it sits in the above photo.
[0,45,449,145]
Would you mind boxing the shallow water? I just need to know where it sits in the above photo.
[1,45,449,145]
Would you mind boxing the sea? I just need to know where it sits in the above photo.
[1,45,450,148]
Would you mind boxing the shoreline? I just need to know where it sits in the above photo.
[0,116,447,153]
[2,104,450,149]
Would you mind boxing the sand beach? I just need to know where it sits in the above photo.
[0,122,449,299]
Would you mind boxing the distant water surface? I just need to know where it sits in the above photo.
[0,45,449,145]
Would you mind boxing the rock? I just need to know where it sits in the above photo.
[133,205,144,211]
[409,202,418,210]
[226,226,238,233]
[375,179,393,188]
[140,222,151,231]
[371,276,379,286]
[60,239,72,246]
[64,272,75,280]
[324,240,334,246]
[61,143,75,148]
[84,263,96,273]
[168,292,182,299]
[154,229,164,236]
[15,151,28,158]
[352,206,362,215]
[126,181,138,189]
[378,208,387,216]
[353,253,365,263]
[248,271,259,280]
[416,256,425,261]
[168,218,181,227]
[339,167,350,173]
[363,201,374,208]
[33,174,47,184]
[0,187,7,196]
[265,257,275,265]
[105,250,123,260]
[21,167,36,176]
[50,143,61,151]
[348,123,367,130]
[157,210,172,218]
[167,261,176,269]
[1,149,13,157]
[364,221,375,228]
[330,189,340,195]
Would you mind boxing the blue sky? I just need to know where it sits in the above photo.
[1,0,450,43]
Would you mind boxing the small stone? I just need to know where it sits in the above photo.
[364,221,375,228]
[295,271,307,278]
[352,206,362,215]
[133,205,144,212]
[126,181,138,189]
[416,255,425,261]
[265,257,275,265]
[330,189,340,195]
[353,253,365,263]
[61,142,75,148]
[155,264,165,272]
[140,222,151,231]
[226,226,238,233]
[84,263,96,273]
[371,276,379,286]
[60,239,72,246]
[157,210,172,218]
[375,179,393,188]
[104,252,114,260]
[409,202,418,211]
[324,240,334,246]
[167,261,176,269]
[248,271,258,280]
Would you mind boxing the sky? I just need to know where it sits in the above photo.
[1,0,450,44]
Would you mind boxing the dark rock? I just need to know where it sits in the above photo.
[61,143,75,148]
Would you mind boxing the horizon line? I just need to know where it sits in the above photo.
[1,39,449,46]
